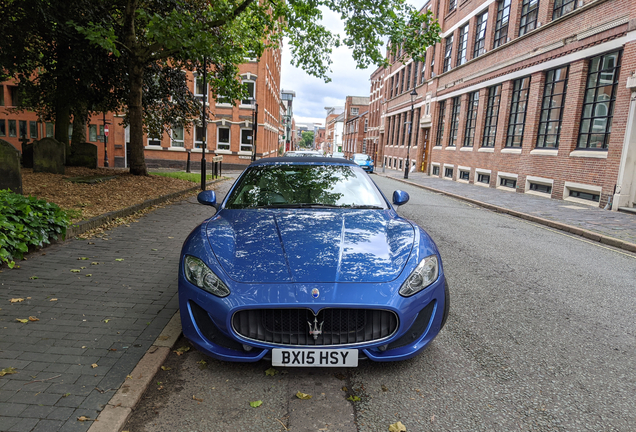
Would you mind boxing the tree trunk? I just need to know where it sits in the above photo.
[124,0,148,176]
[54,101,71,160]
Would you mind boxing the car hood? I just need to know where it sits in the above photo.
[206,210,414,284]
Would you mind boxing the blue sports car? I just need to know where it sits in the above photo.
[179,157,449,366]
[351,153,374,173]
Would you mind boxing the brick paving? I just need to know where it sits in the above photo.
[379,170,636,247]
[0,179,234,432]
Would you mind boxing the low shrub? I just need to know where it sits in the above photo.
[0,189,70,268]
[150,171,213,182]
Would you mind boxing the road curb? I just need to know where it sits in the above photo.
[380,175,636,254]
[66,177,229,238]
[87,312,183,432]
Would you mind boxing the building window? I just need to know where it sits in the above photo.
[362,138,367,153]
[464,91,479,147]
[194,125,206,148]
[399,159,403,170]
[9,120,17,137]
[569,190,599,202]
[401,114,407,146]
[217,126,230,150]
[474,11,488,58]
[459,170,470,180]
[578,50,622,150]
[405,64,411,91]
[456,24,469,67]
[506,76,531,147]
[444,167,453,178]
[89,124,97,142]
[394,75,400,96]
[45,122,54,137]
[242,81,255,105]
[364,119,368,132]
[432,165,440,175]
[19,120,27,139]
[537,66,569,149]
[482,85,501,147]
[351,107,359,116]
[449,97,461,147]
[435,100,446,146]
[8,86,19,107]
[553,0,576,20]
[413,108,421,147]
[412,61,419,88]
[240,129,252,152]
[443,35,453,72]
[494,0,511,48]
[430,45,435,77]
[420,54,427,83]
[147,130,161,146]
[0,119,5,137]
[0,85,4,106]
[500,177,517,188]
[529,183,552,194]
[448,0,457,12]
[477,173,490,184]
[194,75,207,98]
[171,126,184,147]
[519,0,540,36]
[389,77,394,98]
[29,121,37,139]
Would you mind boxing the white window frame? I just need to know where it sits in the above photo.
[457,166,471,183]
[525,175,553,197]
[496,171,518,191]
[146,130,162,147]
[217,126,230,151]
[563,181,602,207]
[475,168,491,187]
[240,128,253,153]
[239,80,256,107]
[351,107,359,116]
[171,126,185,148]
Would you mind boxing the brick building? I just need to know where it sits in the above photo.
[1,48,282,170]
[324,107,344,155]
[343,96,370,158]
[373,0,636,210]
[366,67,385,165]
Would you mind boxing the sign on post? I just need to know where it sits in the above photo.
[104,125,109,137]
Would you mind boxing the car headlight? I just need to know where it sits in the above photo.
[183,255,230,297]
[399,255,439,297]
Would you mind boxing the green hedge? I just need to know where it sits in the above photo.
[0,189,70,268]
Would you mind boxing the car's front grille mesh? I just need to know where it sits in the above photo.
[232,308,398,346]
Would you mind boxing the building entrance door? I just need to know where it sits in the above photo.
[421,128,430,172]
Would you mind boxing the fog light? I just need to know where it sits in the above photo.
[378,344,388,352]
[242,344,253,352]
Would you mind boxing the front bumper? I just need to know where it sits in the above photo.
[179,275,447,363]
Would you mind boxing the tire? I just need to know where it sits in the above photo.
[440,280,450,330]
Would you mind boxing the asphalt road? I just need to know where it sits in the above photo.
[125,175,636,432]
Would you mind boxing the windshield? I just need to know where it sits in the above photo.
[225,164,387,209]
[353,154,371,161]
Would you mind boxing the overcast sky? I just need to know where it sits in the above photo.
[281,2,423,126]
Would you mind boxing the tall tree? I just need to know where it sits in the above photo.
[77,0,440,175]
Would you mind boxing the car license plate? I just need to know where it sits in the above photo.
[272,348,358,367]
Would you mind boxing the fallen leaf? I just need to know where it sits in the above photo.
[168,237,174,239]
[26,297,31,299]
[157,385,164,390]
[15,318,28,323]
[70,269,81,273]
[341,386,348,392]
[10,298,24,303]
[192,395,203,402]
[50,298,58,302]
[157,335,169,341]
[265,368,278,376]
[77,416,95,422]
[126,375,133,379]
[91,262,99,265]
[249,400,263,408]
[0,367,17,377]
[174,346,190,355]
[85,274,92,277]
[388,421,407,432]
[152,248,158,251]
[29,276,38,280]
[197,360,208,370]
[347,395,361,402]
[63,393,71,397]
[296,392,312,400]
[82,346,87,349]
[78,257,88,260]
[80,267,86,270]
[88,242,95,245]
[28,316,39,322]
[381,384,389,392]
[115,259,124,262]
[161,366,171,371]
[109,348,117,351]
[104,319,110,323]
[91,364,98,368]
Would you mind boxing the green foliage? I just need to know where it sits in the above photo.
[300,131,314,148]
[150,171,213,182]
[0,190,70,269]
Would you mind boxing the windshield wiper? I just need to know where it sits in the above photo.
[345,205,384,209]
[270,203,342,208]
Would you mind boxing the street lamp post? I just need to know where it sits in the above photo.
[405,89,418,179]
[251,97,258,161]
[102,112,109,167]
[200,57,208,191]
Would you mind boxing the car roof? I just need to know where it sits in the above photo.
[250,157,357,166]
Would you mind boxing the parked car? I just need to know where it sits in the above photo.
[179,156,449,366]
[284,150,322,157]
[351,153,375,173]
[331,152,346,158]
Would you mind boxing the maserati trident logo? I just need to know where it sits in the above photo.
[307,316,324,340]
[311,288,320,299]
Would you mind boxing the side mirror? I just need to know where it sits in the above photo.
[197,190,217,207]
[392,190,409,206]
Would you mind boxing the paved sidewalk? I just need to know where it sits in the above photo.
[378,170,636,251]
[0,179,234,432]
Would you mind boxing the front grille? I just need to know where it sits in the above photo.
[232,308,398,346]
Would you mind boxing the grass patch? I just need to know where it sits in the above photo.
[150,172,213,183]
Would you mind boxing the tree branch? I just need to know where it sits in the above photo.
[210,0,256,28]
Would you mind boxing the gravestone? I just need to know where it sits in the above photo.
[67,142,98,169]
[33,137,65,174]
[22,141,33,168]
[0,139,23,194]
